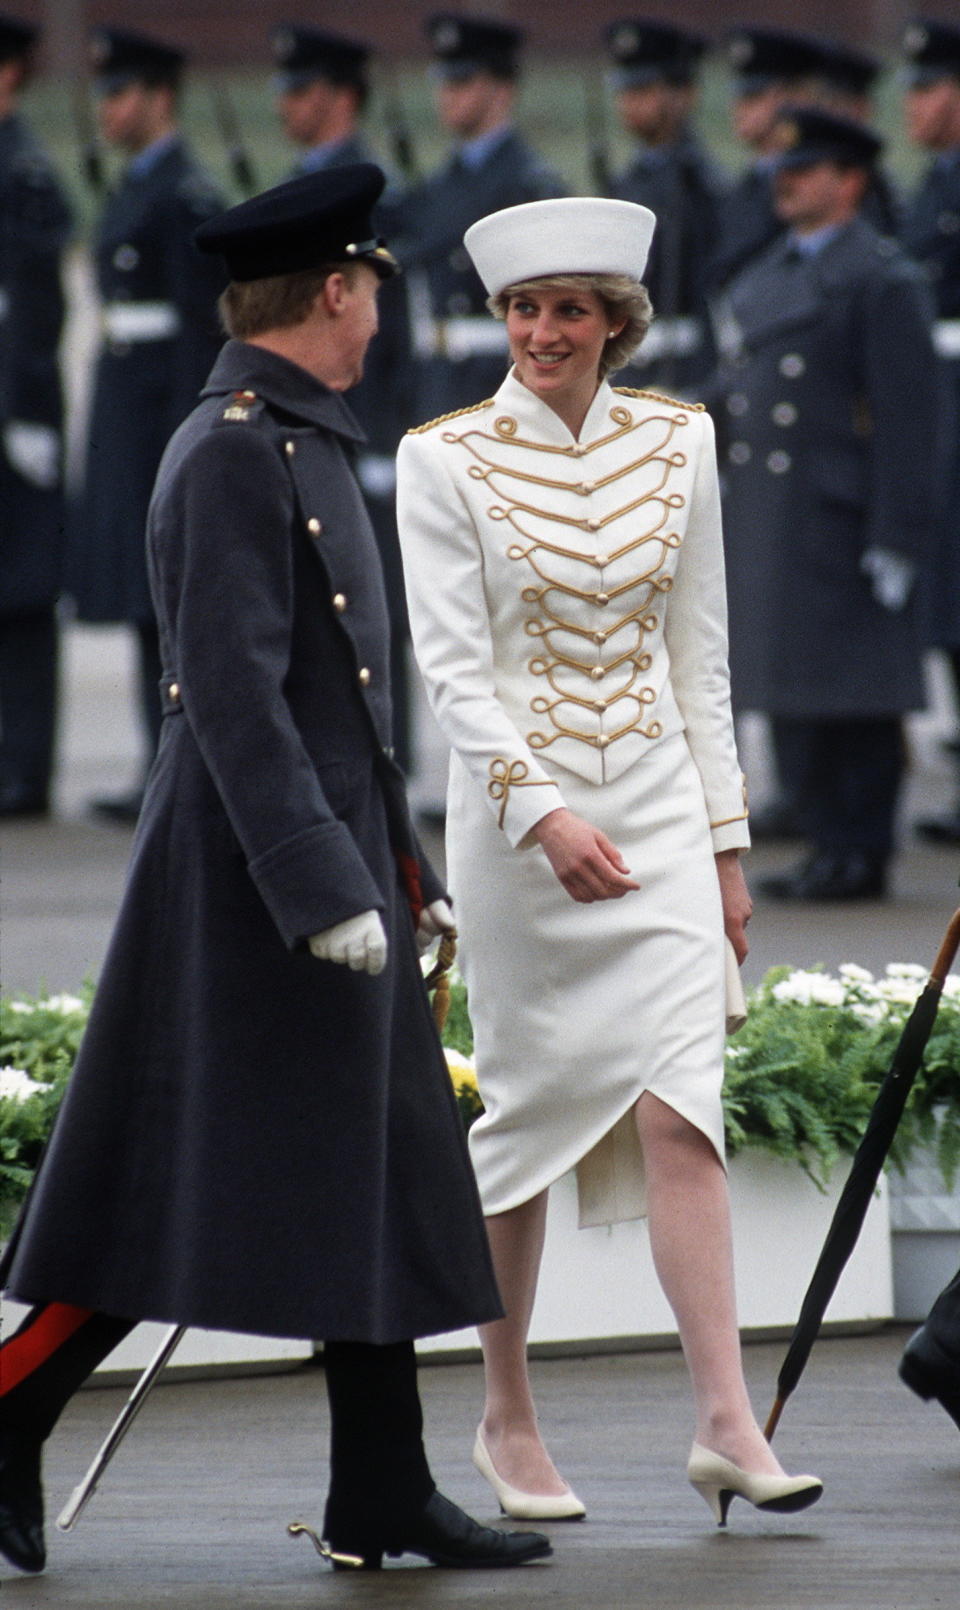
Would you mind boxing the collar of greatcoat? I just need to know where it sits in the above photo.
[489,366,624,447]
[200,338,367,444]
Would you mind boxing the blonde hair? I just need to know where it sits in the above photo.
[488,272,654,379]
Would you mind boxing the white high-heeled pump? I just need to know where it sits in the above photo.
[687,1443,823,1528]
[472,1429,586,1521]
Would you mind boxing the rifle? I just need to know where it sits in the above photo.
[210,80,258,196]
[380,62,418,184]
[74,80,105,192]
[584,72,612,195]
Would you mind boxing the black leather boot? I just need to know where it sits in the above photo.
[899,1267,960,1430]
[322,1489,552,1570]
[0,1430,45,1574]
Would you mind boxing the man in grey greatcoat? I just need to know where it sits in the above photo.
[67,26,227,824]
[898,20,960,846]
[601,17,727,395]
[0,15,72,817]
[0,166,550,1580]
[709,107,939,901]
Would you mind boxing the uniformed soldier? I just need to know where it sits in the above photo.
[710,107,939,900]
[807,39,901,236]
[601,18,727,394]
[67,27,227,824]
[400,13,567,423]
[898,20,960,845]
[0,15,72,817]
[0,164,551,1580]
[270,22,414,769]
[709,27,826,290]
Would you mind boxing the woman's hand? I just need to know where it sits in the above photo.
[532,808,640,903]
[716,849,752,964]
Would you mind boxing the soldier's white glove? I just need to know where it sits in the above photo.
[416,897,455,955]
[3,422,60,490]
[308,910,387,975]
[860,547,916,612]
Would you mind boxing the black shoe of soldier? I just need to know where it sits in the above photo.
[323,1490,552,1570]
[899,1326,960,1433]
[0,1430,45,1574]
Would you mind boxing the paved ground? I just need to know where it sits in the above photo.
[3,1330,959,1609]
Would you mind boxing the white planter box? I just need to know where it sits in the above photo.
[418,1151,893,1356]
[888,1137,960,1321]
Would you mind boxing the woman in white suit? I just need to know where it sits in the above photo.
[396,197,821,1528]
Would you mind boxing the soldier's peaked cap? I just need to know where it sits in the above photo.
[270,24,370,91]
[725,27,830,91]
[604,19,707,86]
[194,165,399,283]
[773,105,883,169]
[0,13,37,63]
[426,13,526,80]
[89,27,185,89]
[902,18,960,83]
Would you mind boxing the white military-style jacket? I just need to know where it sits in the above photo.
[396,370,749,853]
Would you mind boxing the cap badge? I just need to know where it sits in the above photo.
[433,20,461,52]
[612,25,639,58]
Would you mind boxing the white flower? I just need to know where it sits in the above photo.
[885,964,928,981]
[6,1001,31,1014]
[0,1066,51,1105]
[772,970,845,1007]
[839,964,874,984]
[444,1049,475,1074]
[42,993,86,1015]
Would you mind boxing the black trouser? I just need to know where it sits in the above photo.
[0,1304,434,1534]
[771,715,904,862]
[0,608,58,795]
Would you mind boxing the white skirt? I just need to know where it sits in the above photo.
[446,730,726,1228]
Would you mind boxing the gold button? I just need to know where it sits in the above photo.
[596,592,609,606]
[594,631,607,645]
[586,518,601,532]
[590,665,605,681]
[333,593,347,613]
[307,517,322,534]
[240,390,256,401]
[358,667,371,686]
[168,682,180,701]
[285,440,295,457]
[593,699,607,712]
[595,553,609,567]
[598,734,610,749]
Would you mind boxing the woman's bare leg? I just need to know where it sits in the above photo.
[476,1190,572,1495]
[635,1091,784,1474]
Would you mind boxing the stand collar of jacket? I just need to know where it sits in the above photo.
[201,338,367,443]
[492,368,621,448]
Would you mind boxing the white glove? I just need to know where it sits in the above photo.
[416,897,455,955]
[860,547,916,612]
[308,909,387,975]
[3,421,60,489]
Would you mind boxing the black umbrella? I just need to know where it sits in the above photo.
[765,905,960,1440]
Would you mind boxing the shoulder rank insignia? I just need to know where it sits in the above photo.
[613,385,704,412]
[222,389,258,421]
[406,398,495,435]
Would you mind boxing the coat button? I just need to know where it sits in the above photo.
[590,665,606,681]
[285,440,296,457]
[358,667,372,686]
[596,592,610,606]
[779,353,805,378]
[772,402,798,426]
[593,698,607,712]
[729,441,752,465]
[598,734,610,749]
[726,393,749,416]
[168,682,180,701]
[332,593,347,612]
[767,450,792,474]
[307,517,322,534]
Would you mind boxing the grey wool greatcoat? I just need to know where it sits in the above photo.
[709,217,940,718]
[1,340,502,1345]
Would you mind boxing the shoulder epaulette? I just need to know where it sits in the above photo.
[613,385,704,412]
[406,398,494,435]
[216,390,265,424]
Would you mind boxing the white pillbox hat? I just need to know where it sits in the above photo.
[464,197,657,298]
